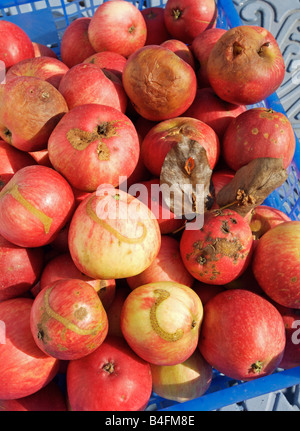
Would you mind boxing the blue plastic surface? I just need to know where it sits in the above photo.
[0,0,300,411]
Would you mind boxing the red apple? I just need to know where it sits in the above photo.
[120,281,203,365]
[58,63,127,113]
[5,56,69,89]
[88,1,147,58]
[150,349,213,402]
[0,76,68,152]
[0,234,44,302]
[32,42,58,59]
[67,335,152,411]
[83,51,127,81]
[106,284,132,338]
[191,28,227,88]
[211,168,235,209]
[206,25,286,105]
[180,209,253,285]
[30,278,108,360]
[222,107,296,171]
[127,234,194,290]
[39,252,116,310]
[0,21,35,69]
[249,204,292,240]
[198,289,286,381]
[60,17,96,68]
[28,149,52,168]
[129,178,185,234]
[48,104,139,192]
[163,0,217,44]
[141,116,220,177]
[68,188,161,280]
[122,45,197,121]
[141,6,171,45]
[0,165,75,248]
[252,221,300,309]
[183,87,247,140]
[0,140,36,191]
[160,39,195,69]
[0,297,60,399]
[0,381,67,411]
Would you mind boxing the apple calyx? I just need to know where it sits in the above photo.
[3,128,12,144]
[172,8,182,20]
[257,41,270,57]
[102,362,115,374]
[249,360,263,374]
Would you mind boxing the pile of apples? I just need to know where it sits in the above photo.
[0,0,299,411]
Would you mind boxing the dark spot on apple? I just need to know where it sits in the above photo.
[3,128,12,143]
[102,362,115,374]
[37,329,44,341]
[233,42,243,57]
[221,220,230,234]
[197,255,207,265]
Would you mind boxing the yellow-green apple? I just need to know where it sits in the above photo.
[120,281,203,365]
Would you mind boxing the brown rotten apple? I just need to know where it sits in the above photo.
[207,25,285,105]
[122,45,197,121]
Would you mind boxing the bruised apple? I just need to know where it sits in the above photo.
[207,25,286,105]
[30,278,108,360]
[120,281,203,365]
[222,107,296,171]
[126,235,194,290]
[68,188,161,280]
[122,45,197,121]
[180,209,253,285]
[198,289,286,381]
[150,349,213,402]
[48,104,139,192]
[0,76,68,152]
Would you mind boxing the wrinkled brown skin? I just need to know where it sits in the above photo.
[122,45,197,121]
[0,76,68,152]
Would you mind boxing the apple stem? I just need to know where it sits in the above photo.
[250,360,263,374]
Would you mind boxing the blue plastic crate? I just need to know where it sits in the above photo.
[0,0,300,412]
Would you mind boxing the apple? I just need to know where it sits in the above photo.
[68,188,161,280]
[141,6,171,45]
[150,349,213,402]
[0,21,35,69]
[191,28,227,88]
[160,39,195,69]
[0,165,75,248]
[0,381,67,411]
[120,281,203,365]
[198,289,286,381]
[39,252,116,310]
[28,149,52,168]
[88,1,147,58]
[141,116,220,177]
[0,140,36,191]
[129,178,185,234]
[0,76,68,152]
[67,335,152,411]
[252,221,300,309]
[83,50,127,81]
[222,107,296,171]
[249,204,291,240]
[30,278,108,360]
[58,63,127,113]
[183,87,247,140]
[5,56,69,89]
[60,17,96,68]
[206,25,286,105]
[32,42,58,59]
[0,234,44,302]
[106,283,131,338]
[211,167,235,209]
[122,45,197,121]
[163,0,217,44]
[0,297,60,399]
[127,234,194,290]
[47,104,140,192]
[180,209,253,285]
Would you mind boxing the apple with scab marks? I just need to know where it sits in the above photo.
[252,221,300,309]
[0,165,75,248]
[120,281,203,365]
[180,209,253,285]
[222,107,296,171]
[207,25,286,105]
[68,188,161,280]
[88,1,147,58]
[30,278,108,360]
[48,104,139,192]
